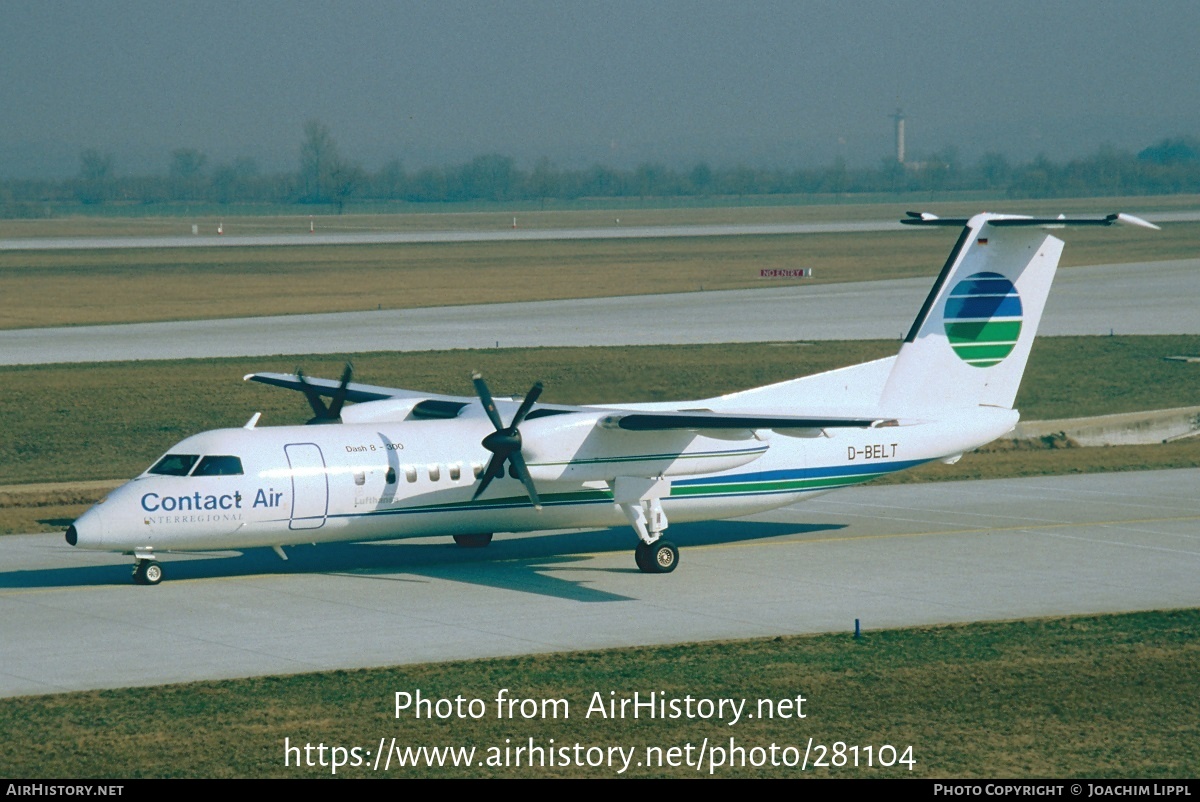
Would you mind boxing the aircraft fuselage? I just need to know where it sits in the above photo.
[68,407,1016,555]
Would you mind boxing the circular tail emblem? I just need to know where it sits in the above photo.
[943,271,1022,367]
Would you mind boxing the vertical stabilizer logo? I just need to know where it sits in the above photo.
[943,271,1023,367]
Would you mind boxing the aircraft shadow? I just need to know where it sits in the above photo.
[1,520,844,603]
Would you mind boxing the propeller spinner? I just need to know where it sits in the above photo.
[471,372,543,509]
[296,362,354,424]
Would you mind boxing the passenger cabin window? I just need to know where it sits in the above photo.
[192,455,245,476]
[428,464,441,482]
[449,463,461,481]
[404,466,418,483]
[148,454,199,476]
[386,467,397,485]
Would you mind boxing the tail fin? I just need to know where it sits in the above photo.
[880,212,1158,413]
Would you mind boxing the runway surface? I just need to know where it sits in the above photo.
[0,220,907,251]
[3,259,1197,365]
[2,210,1196,252]
[2,468,1196,698]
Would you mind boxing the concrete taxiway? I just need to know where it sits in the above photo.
[1,468,1196,698]
[2,259,1197,365]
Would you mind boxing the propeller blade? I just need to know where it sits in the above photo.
[507,451,542,510]
[471,454,507,501]
[295,368,330,420]
[297,364,353,424]
[326,362,354,420]
[469,373,544,510]
[510,381,544,427]
[472,372,505,431]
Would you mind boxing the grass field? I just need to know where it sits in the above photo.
[0,231,946,328]
[0,200,1192,329]
[0,609,1194,778]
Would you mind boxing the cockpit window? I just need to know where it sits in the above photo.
[148,454,199,476]
[193,455,244,476]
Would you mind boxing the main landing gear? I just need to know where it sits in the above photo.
[615,476,678,574]
[453,532,494,548]
[132,559,163,585]
[634,540,679,574]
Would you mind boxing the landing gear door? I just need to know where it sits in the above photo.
[285,443,328,530]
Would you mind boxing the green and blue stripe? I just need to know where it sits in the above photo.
[943,270,1022,367]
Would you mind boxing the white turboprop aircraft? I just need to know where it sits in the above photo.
[66,212,1158,584]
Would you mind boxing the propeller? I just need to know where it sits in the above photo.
[296,362,354,424]
[471,372,543,509]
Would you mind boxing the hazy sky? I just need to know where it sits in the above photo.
[3,1,1199,177]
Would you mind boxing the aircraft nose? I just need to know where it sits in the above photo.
[66,505,106,549]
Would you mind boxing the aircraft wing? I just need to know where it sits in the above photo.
[246,372,887,431]
[598,410,881,431]
[244,370,588,423]
[244,371,463,403]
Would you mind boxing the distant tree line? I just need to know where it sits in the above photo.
[3,124,1200,217]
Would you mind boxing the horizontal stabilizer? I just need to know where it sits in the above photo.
[902,211,1160,230]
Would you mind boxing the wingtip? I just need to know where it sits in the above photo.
[1115,212,1161,231]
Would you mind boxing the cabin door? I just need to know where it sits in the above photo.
[284,443,328,530]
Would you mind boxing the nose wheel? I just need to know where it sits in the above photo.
[133,560,163,585]
[635,540,678,574]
